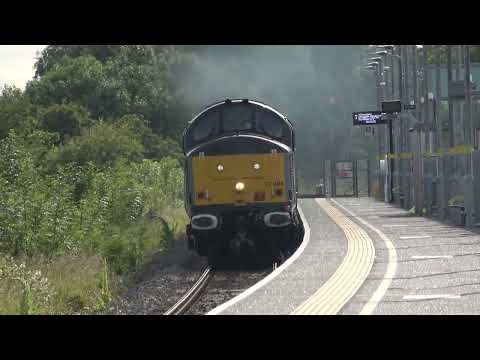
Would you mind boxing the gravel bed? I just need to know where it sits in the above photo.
[111,237,208,315]
[185,269,271,315]
[110,236,272,315]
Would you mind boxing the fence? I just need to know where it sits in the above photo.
[388,150,478,227]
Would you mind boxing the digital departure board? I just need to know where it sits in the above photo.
[352,111,388,126]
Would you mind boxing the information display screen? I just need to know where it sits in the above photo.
[352,111,388,126]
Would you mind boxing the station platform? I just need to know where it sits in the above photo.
[209,197,480,315]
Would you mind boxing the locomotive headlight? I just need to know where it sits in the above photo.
[235,182,245,192]
[253,163,261,171]
[217,164,224,172]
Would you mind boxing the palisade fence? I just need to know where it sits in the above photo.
[389,151,479,226]
[365,51,480,228]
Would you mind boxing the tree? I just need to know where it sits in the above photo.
[27,46,187,139]
[34,45,123,79]
[40,103,91,141]
[26,55,121,119]
[47,121,144,168]
[0,85,37,139]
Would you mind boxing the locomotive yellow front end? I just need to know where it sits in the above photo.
[192,153,287,207]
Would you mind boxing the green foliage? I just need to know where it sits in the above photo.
[47,121,145,168]
[0,130,184,272]
[0,45,190,314]
[0,256,55,314]
[117,114,182,159]
[26,55,121,119]
[27,45,187,139]
[40,103,91,141]
[34,45,124,79]
[0,85,37,139]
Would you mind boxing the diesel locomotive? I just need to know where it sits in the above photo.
[183,99,304,266]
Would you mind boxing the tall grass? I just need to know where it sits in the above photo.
[0,133,187,314]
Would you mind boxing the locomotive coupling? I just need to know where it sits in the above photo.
[264,212,291,228]
[191,214,219,230]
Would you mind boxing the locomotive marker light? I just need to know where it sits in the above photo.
[264,212,291,228]
[253,163,261,171]
[217,164,224,172]
[235,182,245,192]
[191,214,218,230]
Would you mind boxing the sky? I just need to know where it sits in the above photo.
[0,45,47,89]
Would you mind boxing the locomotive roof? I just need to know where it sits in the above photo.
[186,99,293,130]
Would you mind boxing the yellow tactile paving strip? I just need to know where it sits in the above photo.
[291,198,375,315]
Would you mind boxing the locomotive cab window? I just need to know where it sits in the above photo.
[190,109,221,143]
[184,100,294,152]
[255,108,292,146]
[222,105,254,132]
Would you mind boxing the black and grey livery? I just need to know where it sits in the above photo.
[183,99,304,267]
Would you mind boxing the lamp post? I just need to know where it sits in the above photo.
[368,57,383,109]
[465,45,473,146]
[366,57,385,199]
[375,49,395,202]
[376,50,392,100]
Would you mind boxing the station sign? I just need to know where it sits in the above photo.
[404,104,416,110]
[352,111,388,126]
[381,100,402,113]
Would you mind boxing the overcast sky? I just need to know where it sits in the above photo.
[0,45,47,89]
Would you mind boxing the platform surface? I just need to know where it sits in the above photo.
[211,197,480,315]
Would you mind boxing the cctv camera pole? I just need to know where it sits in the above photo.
[376,58,385,200]
[424,45,431,153]
[412,45,423,215]
[464,45,474,228]
[456,45,462,144]
[435,46,441,152]
[391,51,395,99]
[435,45,446,220]
[447,46,454,147]
[465,45,472,146]
[403,45,411,209]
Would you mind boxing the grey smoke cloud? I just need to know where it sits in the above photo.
[176,45,376,191]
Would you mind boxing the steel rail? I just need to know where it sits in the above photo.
[164,266,213,315]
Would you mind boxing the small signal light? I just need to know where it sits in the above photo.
[254,191,265,201]
[197,192,206,200]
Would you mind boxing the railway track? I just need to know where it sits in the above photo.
[164,266,213,315]
[164,265,272,315]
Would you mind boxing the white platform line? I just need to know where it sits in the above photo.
[400,235,432,239]
[403,294,461,300]
[331,199,398,315]
[411,255,453,260]
[206,205,311,315]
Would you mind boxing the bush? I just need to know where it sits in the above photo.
[40,103,91,141]
[0,85,37,139]
[47,121,145,168]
